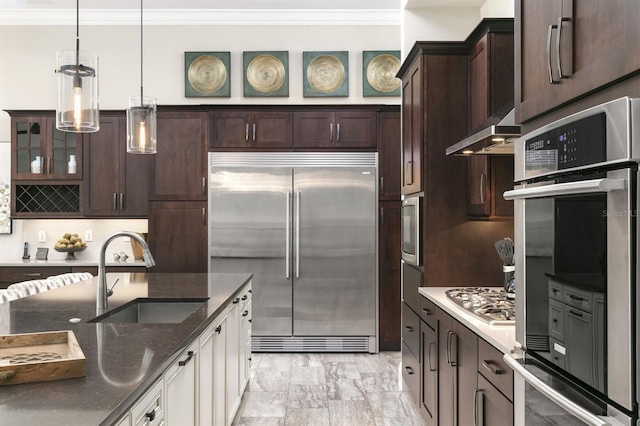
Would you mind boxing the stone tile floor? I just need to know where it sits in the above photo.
[232,351,427,426]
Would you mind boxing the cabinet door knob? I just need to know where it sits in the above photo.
[215,325,222,334]
[405,366,414,375]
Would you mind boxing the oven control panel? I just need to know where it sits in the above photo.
[524,112,606,175]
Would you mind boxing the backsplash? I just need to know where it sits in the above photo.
[0,218,148,263]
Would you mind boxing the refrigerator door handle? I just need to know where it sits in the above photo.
[296,190,301,278]
[286,191,291,279]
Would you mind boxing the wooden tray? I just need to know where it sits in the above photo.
[0,330,86,385]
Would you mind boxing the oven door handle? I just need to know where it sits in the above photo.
[503,178,625,200]
[503,354,619,426]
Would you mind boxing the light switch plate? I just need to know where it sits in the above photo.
[85,230,93,242]
[38,231,46,243]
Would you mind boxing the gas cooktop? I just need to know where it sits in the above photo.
[445,287,515,326]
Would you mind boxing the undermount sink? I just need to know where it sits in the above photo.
[87,298,209,324]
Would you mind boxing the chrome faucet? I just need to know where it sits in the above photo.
[97,231,156,313]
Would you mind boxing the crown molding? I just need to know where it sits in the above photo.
[0,9,401,26]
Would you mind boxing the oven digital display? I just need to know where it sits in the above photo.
[524,112,607,175]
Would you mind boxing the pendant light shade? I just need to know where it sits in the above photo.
[127,96,157,154]
[126,0,156,154]
[55,0,99,132]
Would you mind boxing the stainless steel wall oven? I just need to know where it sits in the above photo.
[504,98,640,425]
[401,193,422,266]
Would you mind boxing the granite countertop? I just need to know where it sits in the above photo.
[0,259,147,267]
[418,287,517,354]
[0,272,252,426]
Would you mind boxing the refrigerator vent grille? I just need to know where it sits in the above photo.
[209,152,377,168]
[252,336,371,352]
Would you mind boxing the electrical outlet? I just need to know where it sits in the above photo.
[85,230,93,242]
[38,231,46,243]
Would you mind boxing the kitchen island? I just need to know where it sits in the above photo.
[0,272,252,425]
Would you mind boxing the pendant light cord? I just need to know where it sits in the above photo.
[75,0,80,67]
[140,0,144,101]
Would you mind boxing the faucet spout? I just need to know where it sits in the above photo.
[97,231,155,314]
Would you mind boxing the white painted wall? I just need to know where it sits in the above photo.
[0,23,400,262]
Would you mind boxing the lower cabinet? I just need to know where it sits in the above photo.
[404,297,514,426]
[116,281,252,426]
[166,341,199,425]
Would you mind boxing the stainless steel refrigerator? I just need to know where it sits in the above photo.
[208,152,378,353]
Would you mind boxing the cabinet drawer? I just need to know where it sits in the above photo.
[419,295,436,328]
[477,373,514,426]
[549,299,564,341]
[131,378,164,426]
[563,286,593,313]
[477,338,513,401]
[549,280,563,301]
[0,266,71,284]
[402,262,422,314]
[402,303,420,358]
[401,341,420,403]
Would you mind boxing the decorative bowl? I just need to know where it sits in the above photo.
[54,246,86,260]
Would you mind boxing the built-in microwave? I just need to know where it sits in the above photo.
[401,193,422,266]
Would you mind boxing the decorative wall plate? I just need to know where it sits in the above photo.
[362,51,401,97]
[184,52,230,97]
[243,51,289,97]
[303,51,349,97]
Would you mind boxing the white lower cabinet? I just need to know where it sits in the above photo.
[116,281,252,426]
[199,310,227,426]
[165,341,199,425]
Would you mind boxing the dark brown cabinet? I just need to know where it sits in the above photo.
[476,338,514,426]
[293,110,377,148]
[147,201,207,273]
[468,20,514,133]
[83,115,153,217]
[378,111,401,201]
[467,155,514,219]
[437,308,478,426]
[420,319,437,426]
[515,0,640,123]
[0,265,146,289]
[209,111,293,149]
[400,58,423,195]
[153,111,207,201]
[379,201,401,349]
[9,115,82,181]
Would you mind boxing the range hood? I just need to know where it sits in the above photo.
[445,109,520,156]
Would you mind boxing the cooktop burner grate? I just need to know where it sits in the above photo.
[445,287,515,325]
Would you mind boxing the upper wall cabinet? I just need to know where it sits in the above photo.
[515,0,640,123]
[468,19,514,132]
[209,111,293,149]
[399,57,423,195]
[293,110,377,149]
[83,114,153,217]
[153,110,208,201]
[10,114,82,181]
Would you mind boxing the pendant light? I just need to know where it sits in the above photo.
[126,0,157,154]
[55,0,99,133]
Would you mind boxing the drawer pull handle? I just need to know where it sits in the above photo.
[215,325,222,334]
[178,350,195,366]
[568,294,585,302]
[145,406,158,422]
[242,310,249,317]
[482,360,504,375]
[569,310,583,317]
[405,366,414,375]
[428,341,436,372]
[242,295,248,300]
[404,326,414,332]
[23,273,42,277]
[233,297,240,304]
[421,308,433,316]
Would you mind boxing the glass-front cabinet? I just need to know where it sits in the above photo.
[11,116,82,180]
